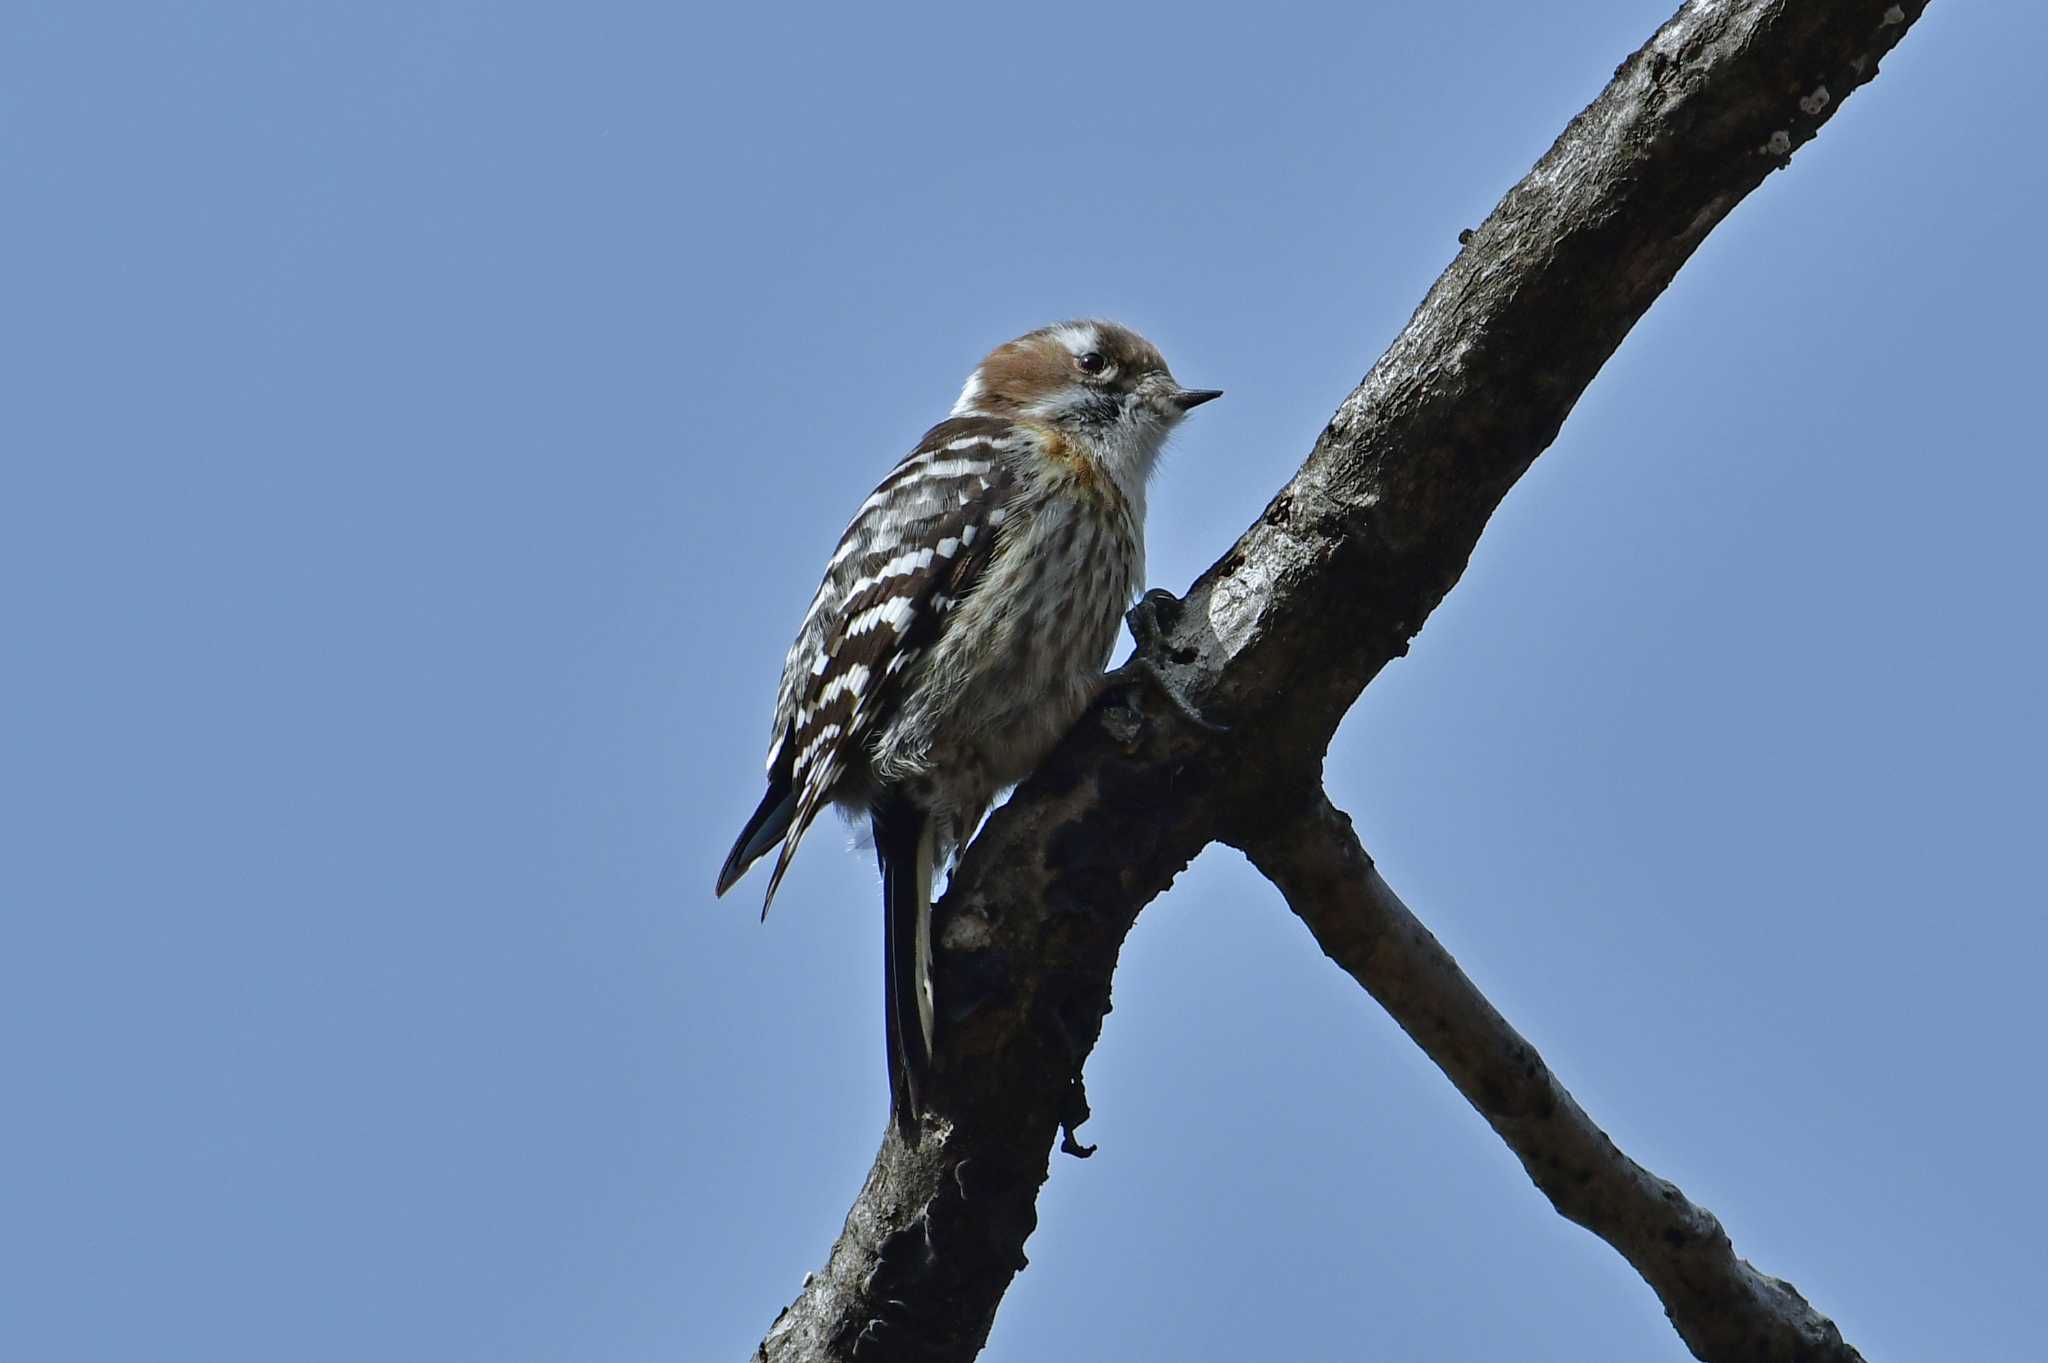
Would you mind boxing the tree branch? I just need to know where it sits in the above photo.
[1239,787,1863,1363]
[753,2,1929,1358]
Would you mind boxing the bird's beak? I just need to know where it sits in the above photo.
[1173,387,1224,412]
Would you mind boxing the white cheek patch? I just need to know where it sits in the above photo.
[1022,387,1098,423]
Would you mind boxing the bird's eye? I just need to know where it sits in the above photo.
[1077,351,1107,375]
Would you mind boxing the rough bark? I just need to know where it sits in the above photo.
[752,2,1929,1359]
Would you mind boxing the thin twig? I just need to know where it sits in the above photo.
[1239,788,1863,1363]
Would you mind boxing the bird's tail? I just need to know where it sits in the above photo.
[715,725,797,899]
[872,794,936,1140]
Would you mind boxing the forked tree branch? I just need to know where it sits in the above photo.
[1240,789,1865,1363]
[752,2,1929,1359]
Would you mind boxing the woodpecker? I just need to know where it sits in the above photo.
[715,320,1220,1135]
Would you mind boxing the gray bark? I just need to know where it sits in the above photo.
[752,2,1929,1359]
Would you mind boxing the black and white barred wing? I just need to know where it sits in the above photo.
[715,418,1016,913]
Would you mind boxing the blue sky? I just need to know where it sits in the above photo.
[4,2,2043,1360]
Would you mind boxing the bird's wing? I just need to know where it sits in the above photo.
[751,417,1019,916]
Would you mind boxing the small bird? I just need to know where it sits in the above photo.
[715,320,1220,1135]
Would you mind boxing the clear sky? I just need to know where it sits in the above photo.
[4,2,2043,1360]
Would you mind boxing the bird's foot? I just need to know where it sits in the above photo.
[1102,589,1227,734]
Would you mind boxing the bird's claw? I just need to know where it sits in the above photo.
[1104,590,1228,734]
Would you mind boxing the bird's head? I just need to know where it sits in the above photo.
[951,321,1220,472]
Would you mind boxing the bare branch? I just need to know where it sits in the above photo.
[753,2,1930,1358]
[1240,787,1863,1363]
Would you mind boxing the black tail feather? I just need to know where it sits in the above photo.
[873,794,932,1140]
[715,728,796,899]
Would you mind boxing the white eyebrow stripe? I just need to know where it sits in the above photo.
[1050,323,1099,353]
